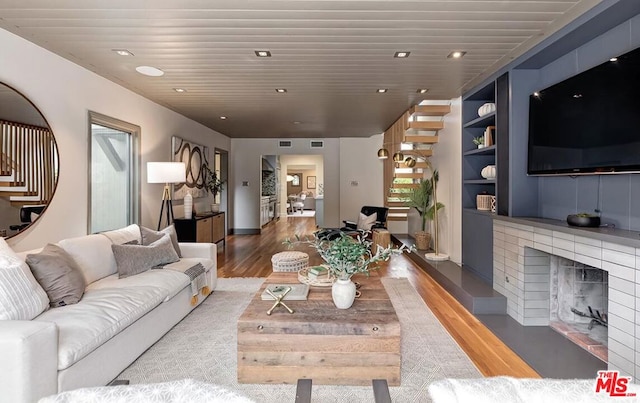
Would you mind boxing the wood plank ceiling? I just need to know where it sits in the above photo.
[0,0,599,138]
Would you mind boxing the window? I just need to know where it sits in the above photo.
[88,112,140,233]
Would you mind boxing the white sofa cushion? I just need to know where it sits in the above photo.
[34,286,165,370]
[87,269,189,302]
[100,224,141,245]
[0,238,49,320]
[58,234,116,285]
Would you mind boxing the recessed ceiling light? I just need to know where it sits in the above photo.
[417,89,429,94]
[173,88,187,93]
[610,57,618,62]
[533,92,540,97]
[394,51,411,58]
[275,88,287,93]
[447,51,466,59]
[376,89,388,93]
[113,49,134,56]
[220,116,227,120]
[255,50,272,57]
[292,121,301,125]
[135,65,164,77]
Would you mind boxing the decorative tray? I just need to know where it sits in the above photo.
[298,266,334,287]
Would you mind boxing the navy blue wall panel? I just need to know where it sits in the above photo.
[531,14,640,231]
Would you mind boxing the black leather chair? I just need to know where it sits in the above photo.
[341,206,389,231]
[9,205,46,231]
[317,206,388,241]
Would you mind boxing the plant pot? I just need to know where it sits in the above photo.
[414,231,431,250]
[332,278,356,309]
[211,203,220,213]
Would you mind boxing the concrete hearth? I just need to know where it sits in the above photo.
[493,216,640,382]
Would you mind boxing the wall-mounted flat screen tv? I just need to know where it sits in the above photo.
[528,46,640,175]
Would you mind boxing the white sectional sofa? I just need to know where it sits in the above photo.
[0,224,217,403]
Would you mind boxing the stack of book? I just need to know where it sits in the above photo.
[307,265,328,280]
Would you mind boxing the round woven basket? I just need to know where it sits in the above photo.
[414,231,431,250]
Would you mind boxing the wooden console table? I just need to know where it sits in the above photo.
[174,212,225,245]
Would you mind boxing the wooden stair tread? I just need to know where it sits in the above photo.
[403,135,439,144]
[394,173,423,179]
[406,121,444,131]
[409,105,451,116]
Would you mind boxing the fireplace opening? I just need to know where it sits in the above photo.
[549,256,608,363]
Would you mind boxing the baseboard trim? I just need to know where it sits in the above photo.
[231,228,260,235]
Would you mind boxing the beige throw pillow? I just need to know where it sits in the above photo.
[140,225,182,257]
[26,244,86,308]
[356,212,377,230]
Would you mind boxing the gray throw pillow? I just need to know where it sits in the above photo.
[140,225,181,257]
[112,235,180,278]
[26,244,86,308]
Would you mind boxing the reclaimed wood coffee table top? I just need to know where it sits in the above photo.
[238,271,400,329]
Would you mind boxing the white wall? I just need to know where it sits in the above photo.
[231,139,340,231]
[0,29,230,251]
[338,135,385,223]
[427,98,462,264]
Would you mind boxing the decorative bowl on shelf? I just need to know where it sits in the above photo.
[481,165,496,179]
[477,103,496,117]
[566,214,600,227]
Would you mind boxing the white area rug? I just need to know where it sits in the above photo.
[286,210,316,217]
[117,277,481,402]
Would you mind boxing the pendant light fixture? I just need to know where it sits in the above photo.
[392,151,404,162]
[377,148,389,159]
[404,156,416,167]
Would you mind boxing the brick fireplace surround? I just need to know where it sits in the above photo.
[493,216,639,381]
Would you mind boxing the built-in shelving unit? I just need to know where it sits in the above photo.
[461,73,509,284]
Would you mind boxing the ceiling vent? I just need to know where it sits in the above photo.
[310,140,324,148]
[278,140,292,148]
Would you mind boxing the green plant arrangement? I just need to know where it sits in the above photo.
[472,136,484,146]
[284,231,414,280]
[202,164,224,197]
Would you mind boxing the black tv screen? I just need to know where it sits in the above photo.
[528,46,640,175]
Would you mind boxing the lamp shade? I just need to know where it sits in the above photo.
[147,162,186,183]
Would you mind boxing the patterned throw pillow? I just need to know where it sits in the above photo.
[356,211,377,230]
[140,225,182,257]
[0,238,49,320]
[26,244,86,308]
[112,235,180,278]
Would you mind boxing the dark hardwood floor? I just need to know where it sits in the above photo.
[217,216,540,378]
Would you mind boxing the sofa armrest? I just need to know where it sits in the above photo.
[179,242,216,261]
[179,242,218,290]
[0,320,58,403]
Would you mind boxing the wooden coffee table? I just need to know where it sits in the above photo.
[237,272,401,386]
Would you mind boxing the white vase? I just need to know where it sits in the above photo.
[184,192,193,219]
[211,203,220,213]
[332,278,356,309]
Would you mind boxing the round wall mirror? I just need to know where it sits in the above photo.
[0,82,59,238]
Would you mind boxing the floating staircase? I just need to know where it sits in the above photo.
[0,120,57,206]
[382,104,450,222]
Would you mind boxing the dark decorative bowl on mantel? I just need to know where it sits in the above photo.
[567,214,601,228]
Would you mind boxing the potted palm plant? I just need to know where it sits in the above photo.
[203,164,224,212]
[406,173,444,250]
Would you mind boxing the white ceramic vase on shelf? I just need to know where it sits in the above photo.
[211,203,220,213]
[184,192,193,219]
[332,278,357,309]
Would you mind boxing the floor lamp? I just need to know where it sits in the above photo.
[147,162,186,230]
